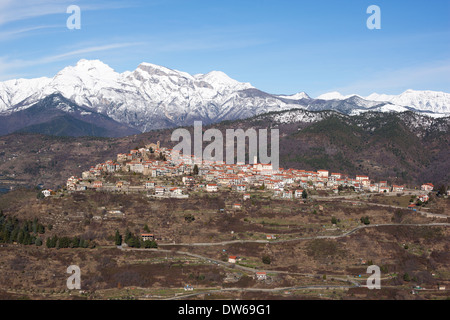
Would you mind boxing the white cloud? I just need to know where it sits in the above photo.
[0,0,133,26]
[0,42,143,80]
[0,25,60,41]
[0,0,73,26]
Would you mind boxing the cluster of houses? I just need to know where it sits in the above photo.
[65,141,438,200]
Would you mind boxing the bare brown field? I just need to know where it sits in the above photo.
[0,189,448,300]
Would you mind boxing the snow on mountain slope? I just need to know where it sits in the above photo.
[263,108,338,124]
[365,93,396,102]
[349,103,410,116]
[0,60,449,133]
[366,89,450,114]
[256,106,449,141]
[316,92,363,100]
[276,92,311,100]
[0,77,51,112]
[316,89,450,115]
[0,59,292,132]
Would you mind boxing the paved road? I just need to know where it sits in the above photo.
[163,285,354,300]
[120,246,361,288]
[120,222,448,299]
[156,223,450,247]
[316,198,449,219]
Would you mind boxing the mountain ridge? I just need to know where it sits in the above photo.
[0,93,140,137]
[0,59,449,134]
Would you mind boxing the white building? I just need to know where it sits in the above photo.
[206,184,218,192]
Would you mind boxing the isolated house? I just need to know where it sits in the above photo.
[256,272,267,281]
[228,256,237,264]
[421,183,434,191]
[141,234,154,241]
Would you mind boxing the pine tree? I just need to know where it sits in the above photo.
[114,230,122,246]
[124,228,132,243]
[35,237,42,246]
[37,224,45,234]
[32,218,38,234]
[71,236,80,248]
[17,230,24,244]
[403,273,411,282]
[24,232,31,245]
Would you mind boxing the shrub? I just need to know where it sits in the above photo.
[262,255,271,265]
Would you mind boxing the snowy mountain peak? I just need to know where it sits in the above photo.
[0,59,449,132]
[196,70,253,90]
[316,91,368,101]
[135,62,184,77]
[71,59,117,75]
[276,92,311,100]
[366,89,450,114]
[316,91,346,100]
[54,59,119,83]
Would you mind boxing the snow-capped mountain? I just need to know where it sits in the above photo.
[366,89,450,114]
[316,89,450,114]
[0,59,305,132]
[276,92,311,100]
[0,59,449,134]
[316,92,360,100]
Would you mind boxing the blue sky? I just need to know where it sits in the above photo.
[0,0,449,97]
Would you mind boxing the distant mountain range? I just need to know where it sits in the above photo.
[0,59,449,137]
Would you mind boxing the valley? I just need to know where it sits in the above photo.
[0,185,448,300]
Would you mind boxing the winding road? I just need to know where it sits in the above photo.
[155,222,450,247]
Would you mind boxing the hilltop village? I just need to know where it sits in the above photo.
[63,142,435,201]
